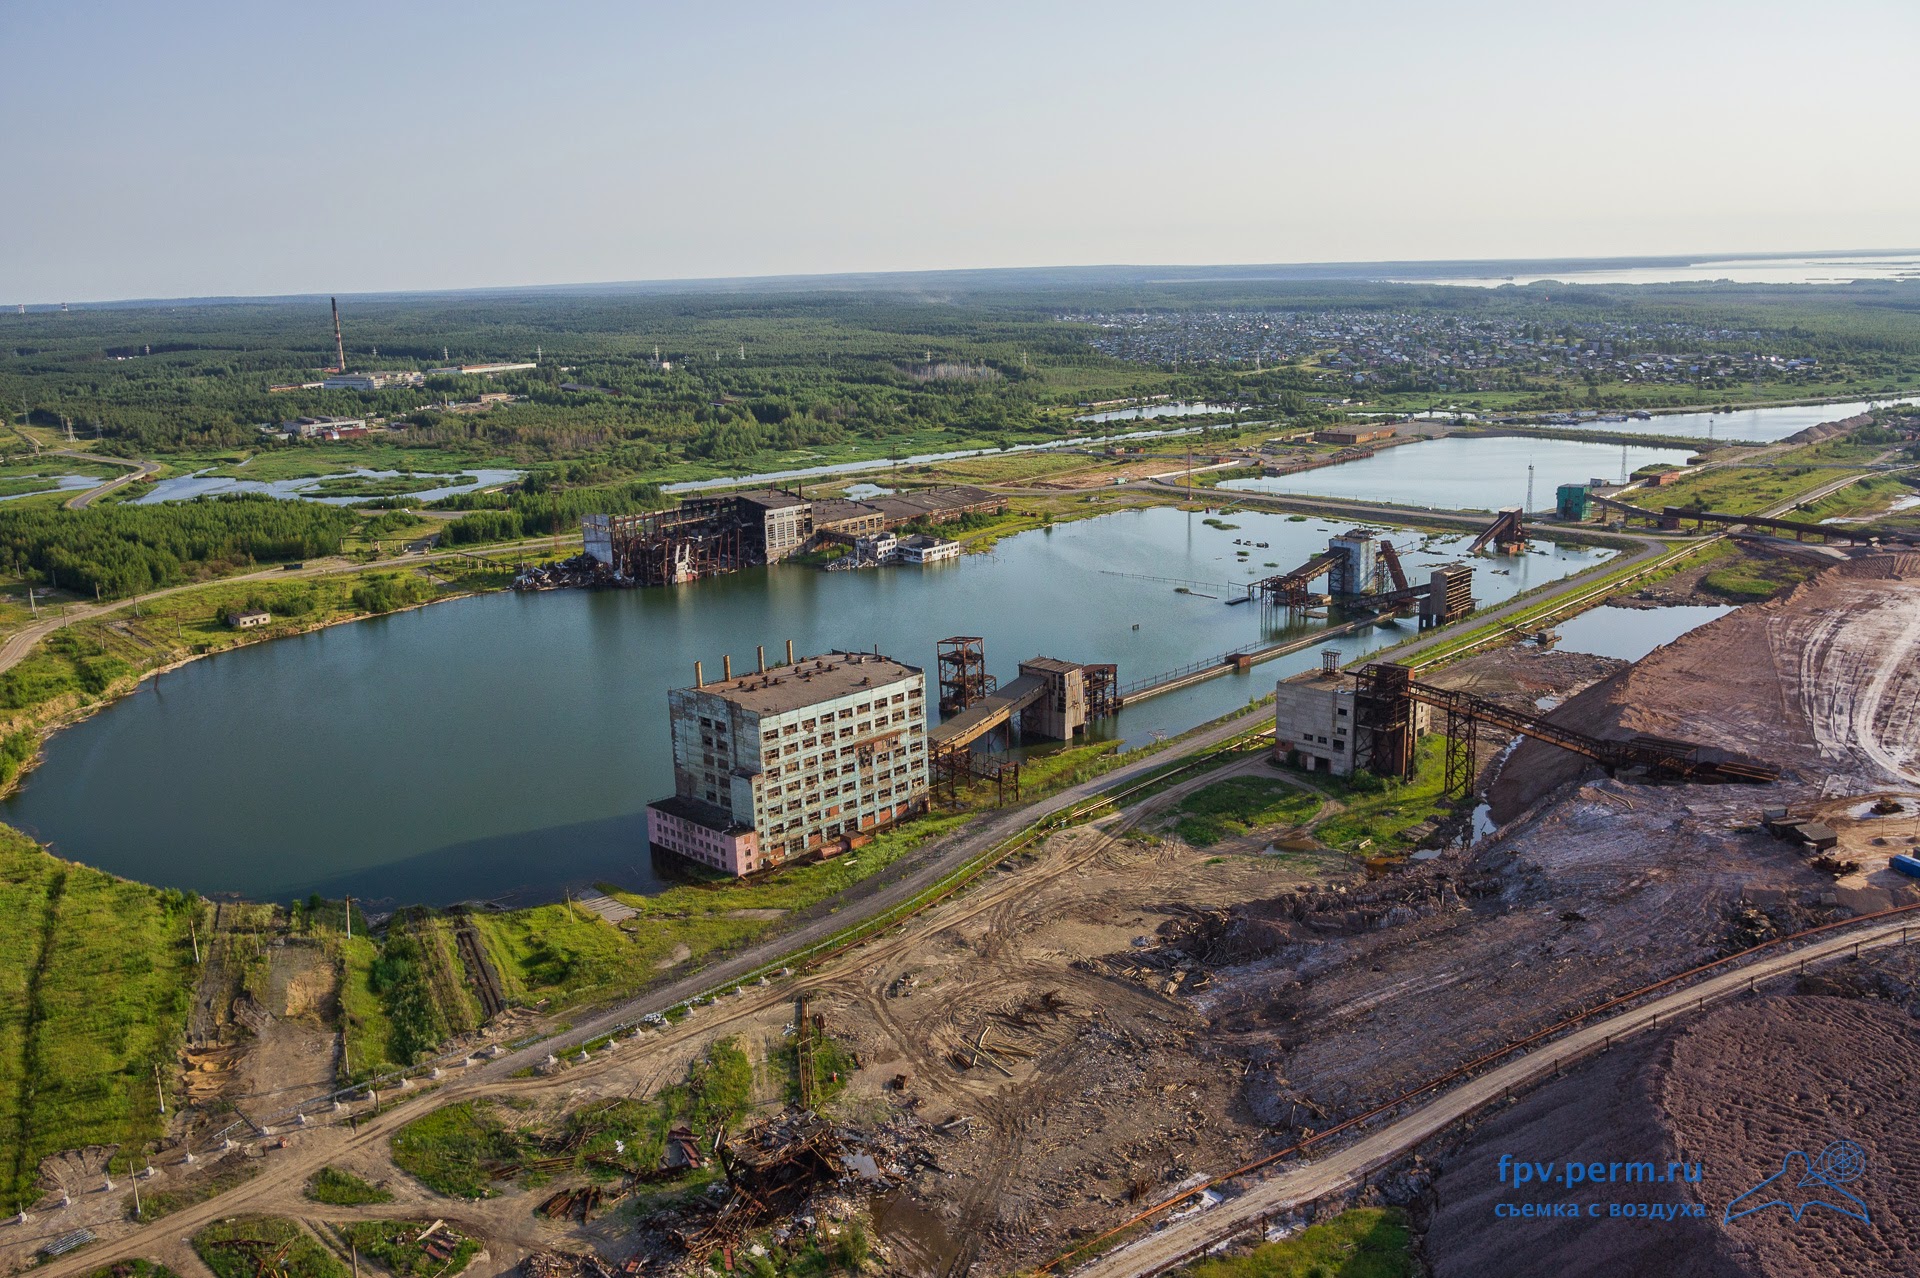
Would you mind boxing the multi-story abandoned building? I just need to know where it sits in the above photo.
[1272,666,1430,776]
[645,649,930,876]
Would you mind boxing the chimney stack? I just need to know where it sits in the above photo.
[786,639,795,665]
[723,654,732,681]
[757,644,766,673]
[694,660,704,688]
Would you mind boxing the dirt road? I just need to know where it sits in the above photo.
[1066,913,1920,1277]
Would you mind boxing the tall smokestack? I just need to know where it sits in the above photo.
[694,660,704,688]
[723,654,732,681]
[786,639,794,666]
[331,297,346,373]
[757,645,766,673]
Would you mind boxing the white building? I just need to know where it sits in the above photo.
[1272,669,1429,776]
[896,534,961,564]
[321,371,424,391]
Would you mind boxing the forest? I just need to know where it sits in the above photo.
[0,495,352,597]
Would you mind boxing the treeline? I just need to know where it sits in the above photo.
[0,495,353,598]
[435,480,669,546]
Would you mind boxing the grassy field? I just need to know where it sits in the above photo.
[306,1165,394,1206]
[1700,550,1822,602]
[1621,464,1861,515]
[1303,736,1455,856]
[84,1263,182,1278]
[193,1217,348,1278]
[469,813,968,1009]
[1169,776,1322,847]
[393,1038,753,1199]
[1177,1206,1414,1278]
[0,828,198,1212]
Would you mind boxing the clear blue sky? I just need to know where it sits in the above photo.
[6,0,1918,301]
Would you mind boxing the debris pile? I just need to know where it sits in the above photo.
[513,554,615,592]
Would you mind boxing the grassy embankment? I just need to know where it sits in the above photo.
[336,912,488,1082]
[0,828,199,1211]
[466,813,969,1012]
[1175,1206,1416,1278]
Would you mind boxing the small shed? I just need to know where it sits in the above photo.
[226,609,271,629]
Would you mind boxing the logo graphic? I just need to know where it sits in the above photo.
[1723,1140,1870,1226]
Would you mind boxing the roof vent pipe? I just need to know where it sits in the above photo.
[757,645,766,673]
[695,660,704,688]
[724,654,732,681]
[786,639,795,665]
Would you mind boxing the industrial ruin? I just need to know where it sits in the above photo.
[562,486,1007,588]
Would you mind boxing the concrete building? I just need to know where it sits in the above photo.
[321,371,424,391]
[428,362,538,377]
[279,415,368,438]
[735,490,813,563]
[646,649,930,876]
[1273,668,1429,776]
[896,534,961,564]
[1312,427,1396,446]
[226,610,271,629]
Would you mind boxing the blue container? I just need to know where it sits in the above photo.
[1890,854,1920,879]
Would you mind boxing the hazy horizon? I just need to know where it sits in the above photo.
[8,0,1920,302]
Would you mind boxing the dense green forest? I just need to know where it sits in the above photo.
[0,495,352,597]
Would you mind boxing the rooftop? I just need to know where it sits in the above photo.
[735,489,810,512]
[689,650,921,715]
[649,793,751,834]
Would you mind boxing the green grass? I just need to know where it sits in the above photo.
[1177,1207,1414,1278]
[1701,554,1820,602]
[1623,463,1861,516]
[1169,777,1322,847]
[334,1221,479,1278]
[390,1101,525,1199]
[1305,737,1454,856]
[193,1217,349,1278]
[336,934,400,1082]
[305,1166,394,1206]
[394,1038,755,1200]
[469,813,968,1009]
[0,828,199,1212]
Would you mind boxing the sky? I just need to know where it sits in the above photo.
[6,0,1920,302]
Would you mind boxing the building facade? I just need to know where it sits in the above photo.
[647,650,930,876]
[1273,670,1430,776]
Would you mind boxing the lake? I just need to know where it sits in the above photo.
[1385,252,1920,288]
[1219,436,1695,510]
[0,507,1610,907]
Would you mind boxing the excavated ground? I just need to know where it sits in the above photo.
[1423,948,1920,1278]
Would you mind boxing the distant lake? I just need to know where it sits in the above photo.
[1221,436,1694,510]
[1510,398,1911,444]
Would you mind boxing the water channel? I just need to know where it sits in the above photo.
[1220,435,1695,509]
[135,467,525,505]
[1,507,1611,907]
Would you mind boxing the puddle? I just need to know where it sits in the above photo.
[871,1190,965,1273]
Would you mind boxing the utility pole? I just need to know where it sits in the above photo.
[344,895,352,939]
[189,911,200,964]
[154,1061,166,1114]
